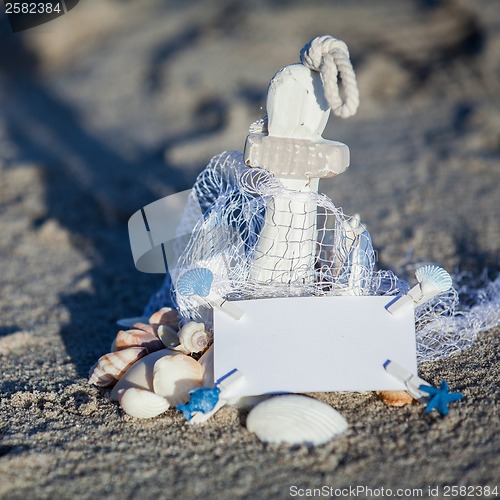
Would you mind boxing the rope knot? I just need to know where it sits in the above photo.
[300,35,359,118]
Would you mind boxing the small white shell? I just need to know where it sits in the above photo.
[89,347,147,387]
[153,355,203,406]
[176,268,213,297]
[119,388,170,419]
[415,265,452,297]
[110,349,178,400]
[175,322,209,354]
[246,395,348,446]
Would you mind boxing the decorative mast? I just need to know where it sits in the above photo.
[244,36,359,285]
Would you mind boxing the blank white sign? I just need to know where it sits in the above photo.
[214,295,416,397]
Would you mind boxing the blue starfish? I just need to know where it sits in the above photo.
[419,381,463,416]
[176,387,221,421]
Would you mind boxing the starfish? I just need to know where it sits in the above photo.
[419,381,463,416]
[176,387,221,421]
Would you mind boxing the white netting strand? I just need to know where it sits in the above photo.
[144,151,498,365]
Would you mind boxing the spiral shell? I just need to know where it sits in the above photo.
[118,387,170,419]
[89,346,147,387]
[415,265,452,297]
[175,322,209,354]
[176,268,214,297]
[246,395,348,446]
[153,354,203,406]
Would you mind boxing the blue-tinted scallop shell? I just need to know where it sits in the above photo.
[177,268,214,297]
[415,265,452,296]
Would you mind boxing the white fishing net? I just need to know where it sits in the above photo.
[141,150,500,365]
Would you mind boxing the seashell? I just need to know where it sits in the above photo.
[89,347,147,387]
[118,387,170,419]
[153,354,203,406]
[117,316,149,329]
[157,324,181,349]
[246,395,348,446]
[415,265,452,298]
[149,307,180,325]
[176,268,213,297]
[376,390,415,407]
[131,322,159,336]
[199,344,214,387]
[113,329,163,352]
[110,349,178,401]
[175,322,209,354]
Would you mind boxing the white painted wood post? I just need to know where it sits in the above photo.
[244,63,350,284]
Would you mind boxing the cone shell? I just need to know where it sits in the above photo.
[119,387,170,419]
[149,307,180,326]
[176,268,213,297]
[415,265,452,296]
[113,329,163,352]
[246,395,348,446]
[110,349,178,401]
[176,322,209,354]
[89,346,147,387]
[153,354,203,406]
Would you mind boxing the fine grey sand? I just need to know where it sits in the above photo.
[0,1,499,498]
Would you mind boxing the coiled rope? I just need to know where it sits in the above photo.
[300,35,359,118]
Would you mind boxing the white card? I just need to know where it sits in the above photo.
[214,295,416,397]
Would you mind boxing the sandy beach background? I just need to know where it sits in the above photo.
[0,0,498,498]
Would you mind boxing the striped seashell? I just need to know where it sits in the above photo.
[88,346,147,387]
[176,268,214,297]
[415,265,452,298]
[149,307,180,325]
[118,387,170,419]
[175,322,209,354]
[246,395,348,446]
[113,329,163,353]
[153,354,203,406]
[110,349,178,401]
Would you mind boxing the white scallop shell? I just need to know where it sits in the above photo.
[153,355,203,406]
[110,349,178,401]
[176,268,213,297]
[89,346,147,387]
[246,395,348,446]
[176,322,209,354]
[415,265,452,297]
[118,388,170,419]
